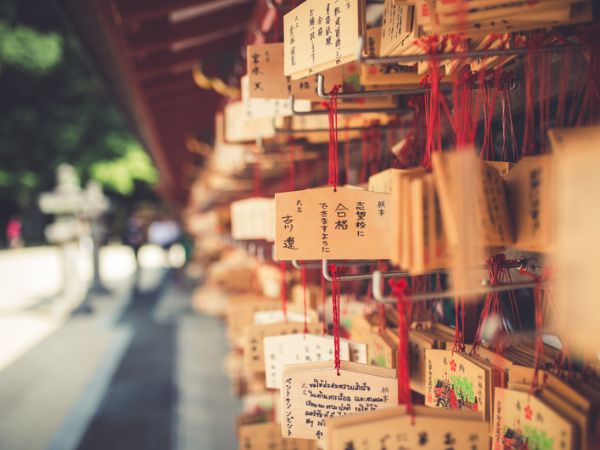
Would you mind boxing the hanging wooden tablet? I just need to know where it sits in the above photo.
[506,155,554,253]
[368,168,425,266]
[281,361,397,440]
[231,197,275,241]
[368,330,397,368]
[379,0,415,57]
[283,0,366,80]
[227,297,281,346]
[246,42,345,101]
[327,404,489,450]
[274,186,392,261]
[238,421,316,450]
[254,308,319,325]
[492,388,576,450]
[361,28,422,87]
[241,75,311,118]
[245,321,323,373]
[409,173,447,274]
[425,349,487,420]
[409,329,436,395]
[550,126,600,355]
[264,334,367,389]
[432,151,511,292]
[224,101,275,142]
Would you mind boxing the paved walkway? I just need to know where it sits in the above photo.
[0,248,240,450]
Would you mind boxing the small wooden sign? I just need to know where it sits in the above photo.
[241,75,311,118]
[281,361,397,440]
[506,155,554,253]
[492,388,576,450]
[327,405,490,450]
[409,173,447,274]
[551,126,600,356]
[238,421,316,450]
[425,349,487,420]
[227,296,281,346]
[274,186,392,260]
[379,0,415,56]
[361,27,423,87]
[284,0,365,80]
[264,333,366,389]
[245,322,323,373]
[224,101,275,142]
[247,42,345,100]
[231,197,275,241]
[254,309,318,326]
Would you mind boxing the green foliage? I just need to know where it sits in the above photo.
[0,21,63,74]
[523,425,554,450]
[91,142,158,195]
[0,0,157,214]
[449,375,475,403]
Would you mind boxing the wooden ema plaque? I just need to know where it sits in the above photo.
[361,27,422,87]
[327,405,489,450]
[281,361,397,440]
[247,42,345,101]
[506,155,554,253]
[264,333,367,389]
[550,126,600,356]
[416,0,592,37]
[492,388,576,450]
[254,308,319,326]
[275,186,392,261]
[379,0,415,57]
[283,0,365,80]
[238,421,316,450]
[230,197,275,240]
[425,349,487,420]
[245,322,323,373]
[227,297,281,346]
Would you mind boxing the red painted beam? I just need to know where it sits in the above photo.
[125,3,255,54]
[133,34,243,80]
[116,0,213,24]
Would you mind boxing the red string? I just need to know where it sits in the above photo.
[576,26,600,126]
[452,297,465,354]
[420,36,442,169]
[522,35,543,156]
[500,75,518,162]
[471,255,508,354]
[321,272,327,335]
[301,266,308,335]
[329,263,342,375]
[519,267,551,393]
[279,261,287,322]
[327,85,341,190]
[389,278,414,418]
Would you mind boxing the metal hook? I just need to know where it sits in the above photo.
[316,37,582,100]
[373,279,544,305]
[356,36,582,65]
[317,73,431,100]
[321,259,414,282]
[292,259,322,270]
[290,95,410,115]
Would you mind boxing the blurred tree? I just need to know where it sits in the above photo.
[0,0,158,243]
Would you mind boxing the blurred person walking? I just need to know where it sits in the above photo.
[6,215,23,248]
[124,214,146,268]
